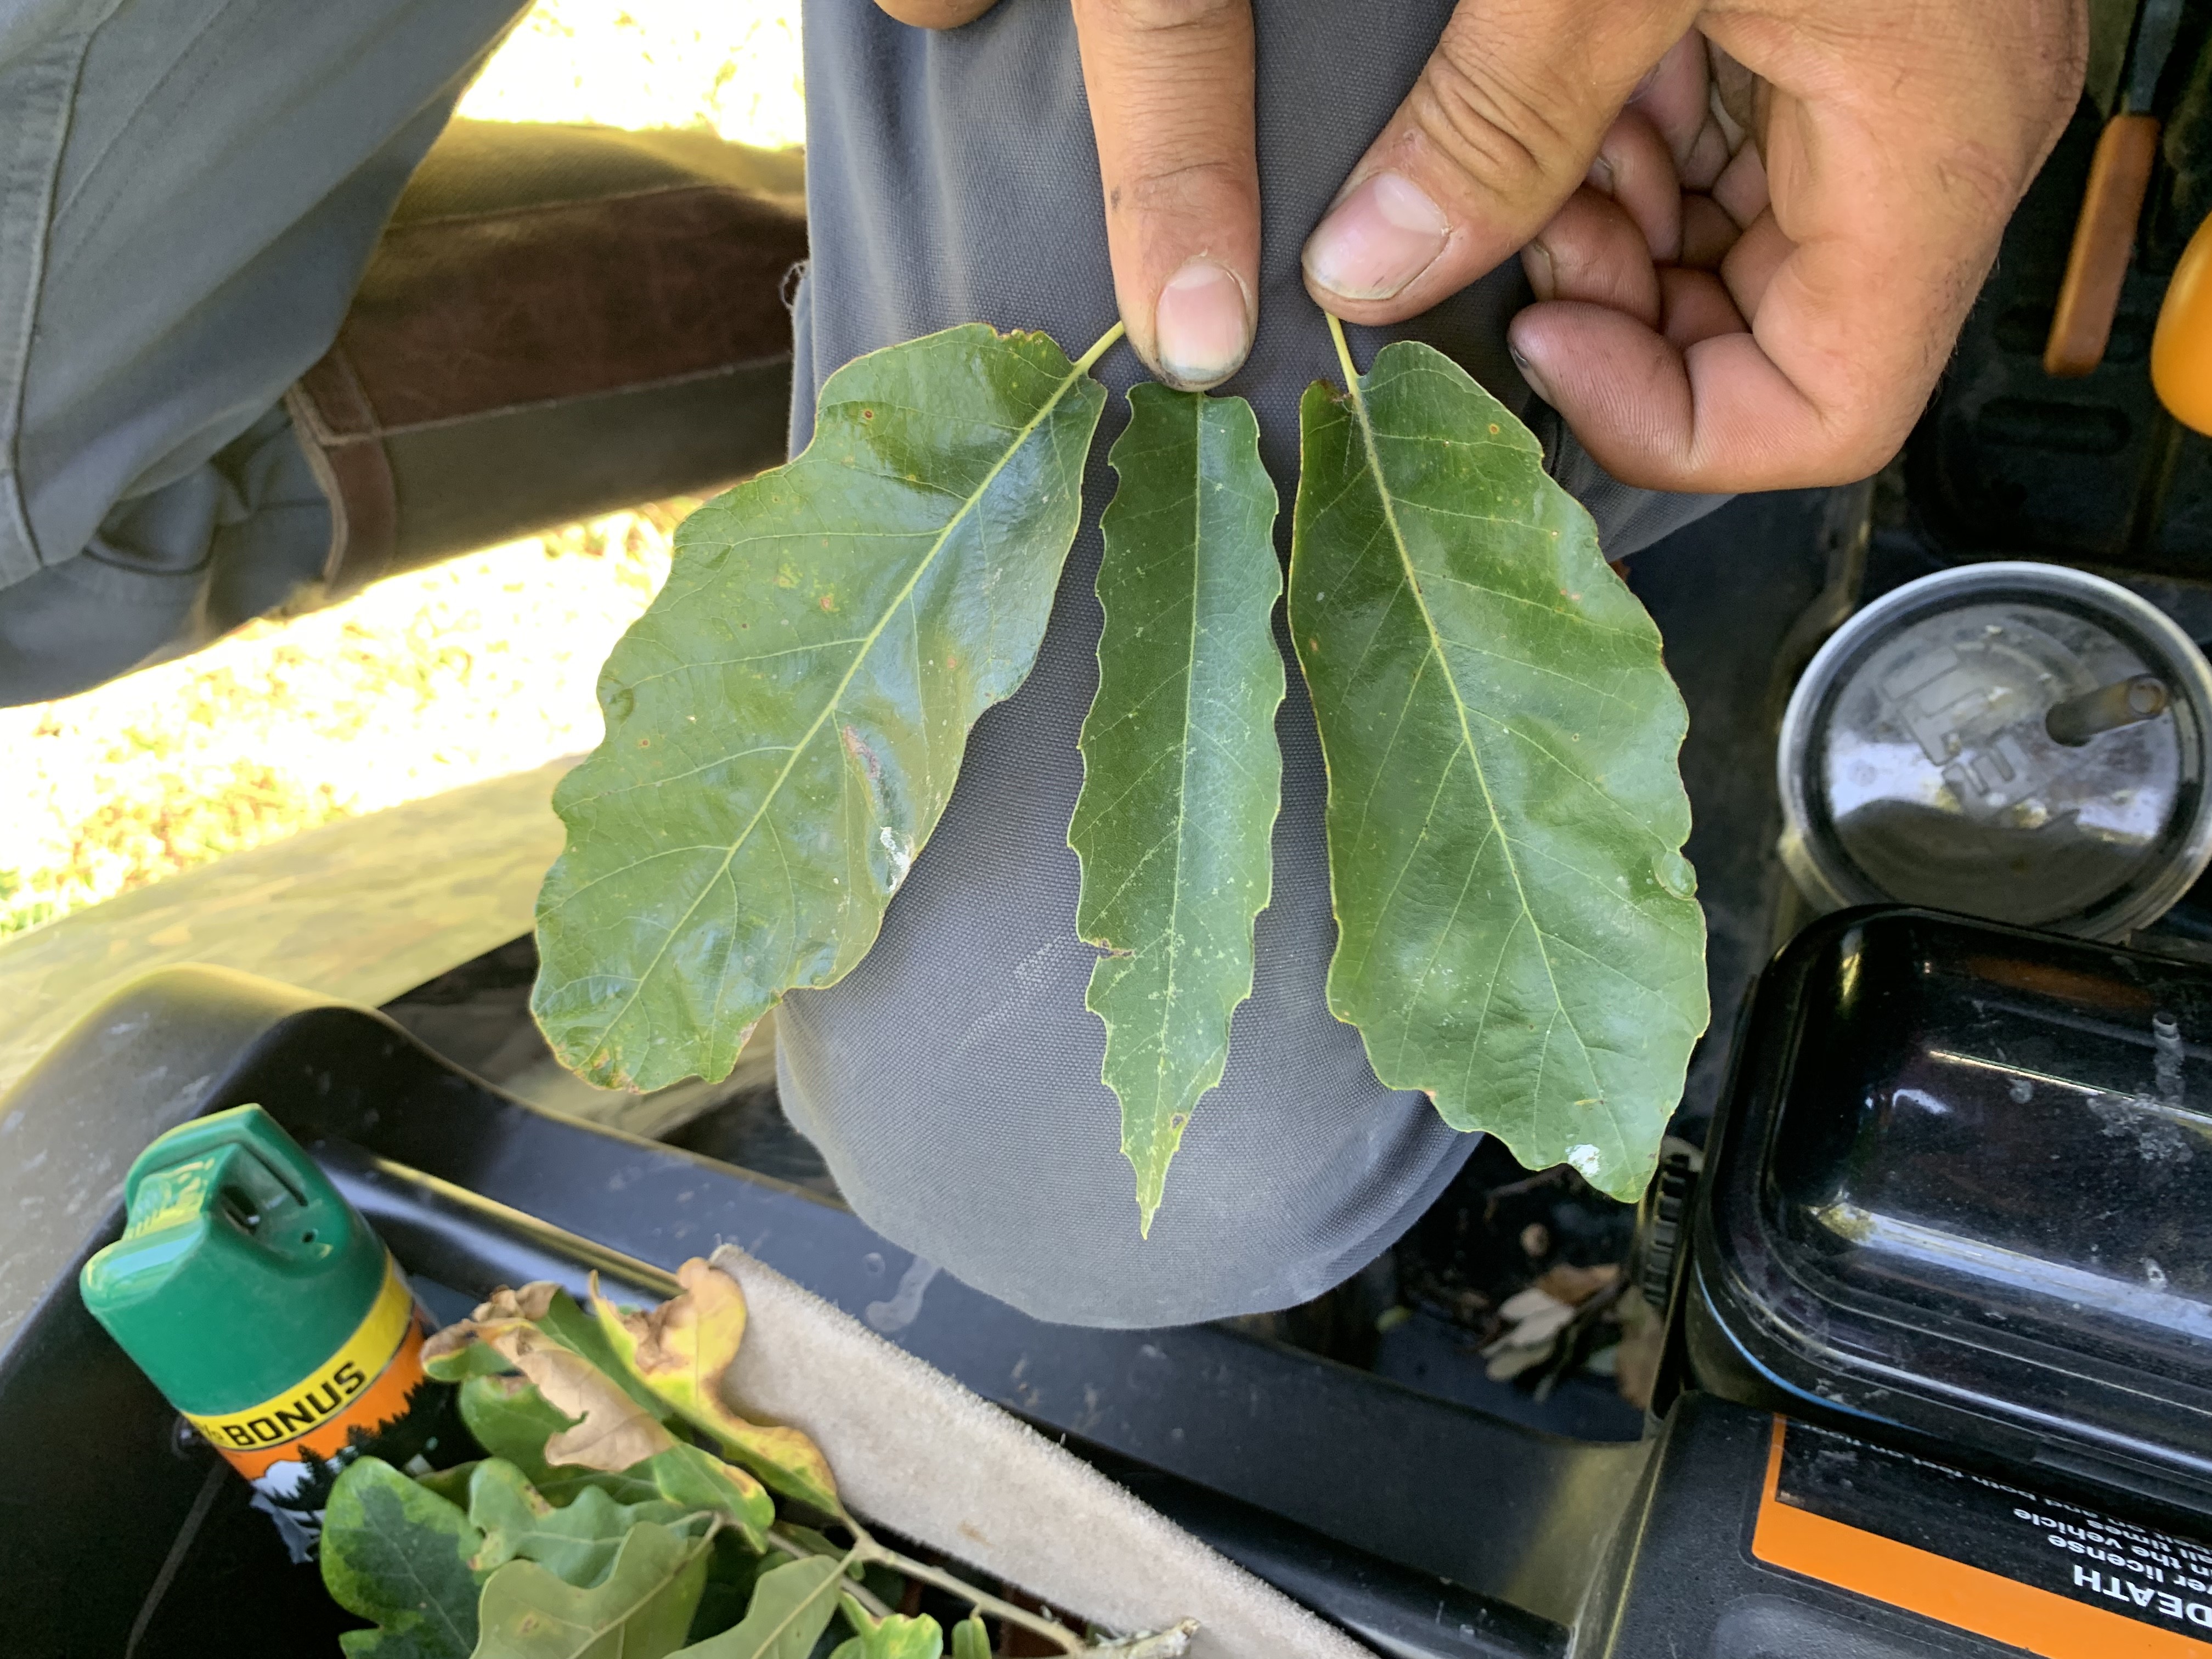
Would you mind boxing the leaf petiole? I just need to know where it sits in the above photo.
[1074,319,1128,376]
[1325,311,1361,398]
[777,1515,1086,1654]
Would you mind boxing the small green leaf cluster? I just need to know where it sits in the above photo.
[321,1263,1190,1659]
[532,308,1709,1232]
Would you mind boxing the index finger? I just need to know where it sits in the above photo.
[1071,0,1261,389]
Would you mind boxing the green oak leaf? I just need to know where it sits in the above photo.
[473,1521,711,1659]
[950,1616,990,1659]
[423,1340,518,1383]
[468,1458,692,1588]
[670,1555,847,1658]
[533,323,1113,1091]
[1289,325,1707,1200]
[321,1457,483,1659]
[687,1532,772,1646]
[1069,385,1283,1234]
[642,1443,775,1547]
[458,1376,662,1509]
[415,1460,485,1508]
[830,1596,944,1658]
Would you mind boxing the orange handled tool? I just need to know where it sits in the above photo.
[2046,115,2163,375]
[2045,0,2185,378]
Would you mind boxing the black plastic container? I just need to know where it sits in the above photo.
[1690,906,2212,1517]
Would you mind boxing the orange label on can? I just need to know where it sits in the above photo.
[185,1255,432,1481]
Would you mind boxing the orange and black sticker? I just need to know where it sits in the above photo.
[1754,1417,2212,1657]
[184,1254,433,1481]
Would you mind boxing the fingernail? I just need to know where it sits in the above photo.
[1304,172,1449,302]
[1154,258,1251,387]
[1523,239,1556,301]
[1586,154,1616,196]
[1510,343,1555,404]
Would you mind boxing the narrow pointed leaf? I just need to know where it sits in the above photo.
[1069,385,1283,1233]
[473,1521,711,1659]
[1289,334,1707,1200]
[591,1262,838,1513]
[671,1555,847,1658]
[533,324,1110,1091]
[321,1457,483,1659]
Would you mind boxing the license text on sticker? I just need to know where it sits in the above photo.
[1754,1417,2212,1657]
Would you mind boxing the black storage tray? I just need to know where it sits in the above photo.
[0,987,1601,1659]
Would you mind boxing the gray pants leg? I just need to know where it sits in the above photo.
[0,0,529,704]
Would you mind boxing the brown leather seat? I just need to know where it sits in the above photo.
[287,119,807,597]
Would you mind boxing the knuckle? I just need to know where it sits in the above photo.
[1087,0,1244,31]
[1117,155,1255,216]
[1408,45,1587,206]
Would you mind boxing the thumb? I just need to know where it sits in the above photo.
[1303,0,1697,323]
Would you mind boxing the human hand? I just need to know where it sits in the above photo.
[874,0,2085,493]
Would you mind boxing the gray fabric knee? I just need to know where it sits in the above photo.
[774,443,1474,1329]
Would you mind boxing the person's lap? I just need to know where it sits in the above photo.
[775,0,1718,1325]
[3,0,1720,1327]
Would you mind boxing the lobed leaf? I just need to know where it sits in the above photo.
[642,1442,776,1544]
[592,1262,838,1513]
[468,1459,692,1588]
[321,1457,483,1659]
[1069,386,1284,1234]
[473,1521,712,1659]
[532,324,1110,1092]
[458,1375,662,1510]
[498,1324,680,1473]
[428,1284,669,1424]
[669,1555,847,1658]
[1289,330,1707,1200]
[416,1460,486,1508]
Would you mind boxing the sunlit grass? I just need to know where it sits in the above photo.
[0,2,799,938]
[0,511,686,934]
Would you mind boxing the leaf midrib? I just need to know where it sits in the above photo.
[1149,393,1207,1137]
[1329,328,1596,1109]
[580,345,1100,1060]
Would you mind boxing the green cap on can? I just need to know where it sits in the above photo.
[80,1105,388,1417]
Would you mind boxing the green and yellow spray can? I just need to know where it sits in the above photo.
[79,1105,459,1557]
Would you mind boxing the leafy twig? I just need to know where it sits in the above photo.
[844,1517,1085,1655]
[764,1529,895,1622]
